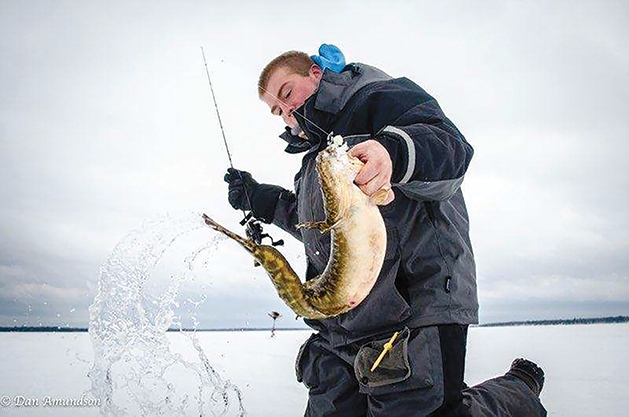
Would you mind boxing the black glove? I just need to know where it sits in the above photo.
[224,168,284,223]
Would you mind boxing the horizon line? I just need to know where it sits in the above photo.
[1,315,627,332]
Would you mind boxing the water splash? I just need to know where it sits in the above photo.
[88,211,244,416]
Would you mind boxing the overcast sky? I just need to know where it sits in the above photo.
[1,1,628,328]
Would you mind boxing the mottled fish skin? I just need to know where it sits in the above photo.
[201,214,326,319]
[202,138,387,319]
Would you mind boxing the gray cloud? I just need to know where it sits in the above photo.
[1,1,628,328]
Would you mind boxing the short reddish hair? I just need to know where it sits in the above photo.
[258,51,314,98]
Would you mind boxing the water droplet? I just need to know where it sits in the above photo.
[87,212,245,414]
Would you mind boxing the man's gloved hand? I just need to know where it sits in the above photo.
[224,168,257,211]
[224,168,284,223]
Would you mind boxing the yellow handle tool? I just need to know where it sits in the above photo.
[370,331,399,372]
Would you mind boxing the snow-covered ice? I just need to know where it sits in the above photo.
[0,323,627,416]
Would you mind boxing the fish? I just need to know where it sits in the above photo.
[203,136,388,319]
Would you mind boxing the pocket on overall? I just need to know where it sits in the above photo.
[353,327,443,397]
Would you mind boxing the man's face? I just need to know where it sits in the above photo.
[261,65,323,129]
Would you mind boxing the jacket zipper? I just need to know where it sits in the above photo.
[425,202,453,293]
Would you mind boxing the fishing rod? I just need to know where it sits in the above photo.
[200,47,283,248]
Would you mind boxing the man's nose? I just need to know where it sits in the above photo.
[280,102,294,116]
[282,113,295,126]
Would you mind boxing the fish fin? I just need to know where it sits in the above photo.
[370,188,393,206]
[307,187,354,234]
[296,220,331,233]
[296,218,348,234]
[321,217,347,233]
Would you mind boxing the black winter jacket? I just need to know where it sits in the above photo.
[270,63,478,347]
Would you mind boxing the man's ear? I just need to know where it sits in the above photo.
[309,64,323,80]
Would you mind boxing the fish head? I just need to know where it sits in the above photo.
[316,136,363,184]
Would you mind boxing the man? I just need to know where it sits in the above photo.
[225,45,546,416]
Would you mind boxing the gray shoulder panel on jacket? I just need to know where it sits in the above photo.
[314,63,392,114]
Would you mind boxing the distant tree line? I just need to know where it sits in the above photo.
[0,326,310,332]
[2,316,628,331]
[478,315,629,327]
[0,326,87,332]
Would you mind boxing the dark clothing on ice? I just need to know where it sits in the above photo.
[241,62,546,415]
[272,63,478,347]
[296,324,547,417]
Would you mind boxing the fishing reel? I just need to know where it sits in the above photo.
[240,212,284,247]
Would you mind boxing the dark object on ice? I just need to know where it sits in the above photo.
[268,311,281,337]
[507,358,545,396]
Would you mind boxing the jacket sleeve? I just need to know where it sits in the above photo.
[271,190,303,242]
[373,95,473,202]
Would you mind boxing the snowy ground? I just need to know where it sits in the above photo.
[0,323,627,416]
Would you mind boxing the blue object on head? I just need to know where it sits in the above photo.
[311,44,346,73]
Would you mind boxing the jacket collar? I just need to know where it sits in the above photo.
[279,126,315,154]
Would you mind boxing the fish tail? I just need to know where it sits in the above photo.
[202,213,257,253]
[202,213,326,319]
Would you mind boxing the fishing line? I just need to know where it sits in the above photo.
[257,83,332,140]
[200,47,253,218]
[201,47,283,247]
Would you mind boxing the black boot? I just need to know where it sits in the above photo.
[506,358,545,397]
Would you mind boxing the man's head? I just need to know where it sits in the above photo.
[258,51,323,129]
